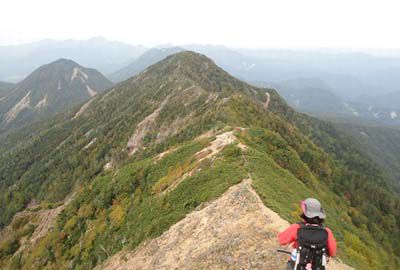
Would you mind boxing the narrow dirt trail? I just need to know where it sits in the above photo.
[98,179,352,270]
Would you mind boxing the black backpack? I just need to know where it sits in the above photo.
[295,223,328,270]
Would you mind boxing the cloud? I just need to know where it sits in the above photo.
[1,0,400,48]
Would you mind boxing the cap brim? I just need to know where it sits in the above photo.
[305,211,326,219]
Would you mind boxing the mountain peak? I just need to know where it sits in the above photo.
[0,59,112,130]
[163,50,216,66]
[141,50,227,82]
[48,58,80,67]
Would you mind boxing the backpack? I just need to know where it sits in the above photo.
[295,223,328,270]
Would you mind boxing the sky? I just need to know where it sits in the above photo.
[1,0,400,49]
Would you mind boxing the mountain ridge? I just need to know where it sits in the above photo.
[99,178,352,270]
[0,51,398,269]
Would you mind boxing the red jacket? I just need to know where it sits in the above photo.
[278,223,337,257]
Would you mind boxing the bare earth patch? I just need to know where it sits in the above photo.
[98,179,352,270]
[35,94,48,108]
[127,98,169,155]
[71,67,88,82]
[86,85,98,97]
[157,130,244,195]
[4,91,32,123]
[0,194,75,256]
[73,98,94,119]
[194,131,237,162]
[264,92,271,110]
[28,204,66,245]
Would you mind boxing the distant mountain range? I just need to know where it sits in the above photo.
[4,39,400,103]
[358,90,400,110]
[0,58,112,132]
[255,79,349,117]
[0,37,145,82]
[110,44,400,104]
[252,79,400,126]
[109,47,184,82]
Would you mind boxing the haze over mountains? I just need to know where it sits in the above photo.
[109,47,184,83]
[0,51,399,269]
[254,79,400,126]
[3,38,400,101]
[0,37,145,82]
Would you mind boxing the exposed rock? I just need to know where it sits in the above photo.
[71,67,89,82]
[264,92,271,110]
[84,137,97,150]
[127,98,169,155]
[86,85,98,97]
[35,94,48,108]
[73,98,94,119]
[4,91,32,123]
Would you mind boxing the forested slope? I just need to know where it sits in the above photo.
[0,52,398,269]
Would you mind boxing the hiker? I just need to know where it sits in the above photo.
[278,198,337,270]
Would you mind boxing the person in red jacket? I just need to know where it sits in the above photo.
[278,198,337,270]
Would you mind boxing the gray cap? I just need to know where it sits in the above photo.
[302,198,326,219]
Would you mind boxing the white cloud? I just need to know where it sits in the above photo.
[1,0,400,48]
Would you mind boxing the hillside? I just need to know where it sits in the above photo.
[0,82,15,99]
[0,59,112,132]
[338,123,400,190]
[0,51,399,269]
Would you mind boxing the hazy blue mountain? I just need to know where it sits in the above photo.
[0,37,146,82]
[0,58,112,132]
[253,78,400,127]
[108,47,184,82]
[4,40,400,100]
[357,90,400,110]
[198,47,400,99]
[256,79,352,117]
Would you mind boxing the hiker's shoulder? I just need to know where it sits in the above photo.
[290,223,302,230]
[280,223,300,234]
[324,227,334,234]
